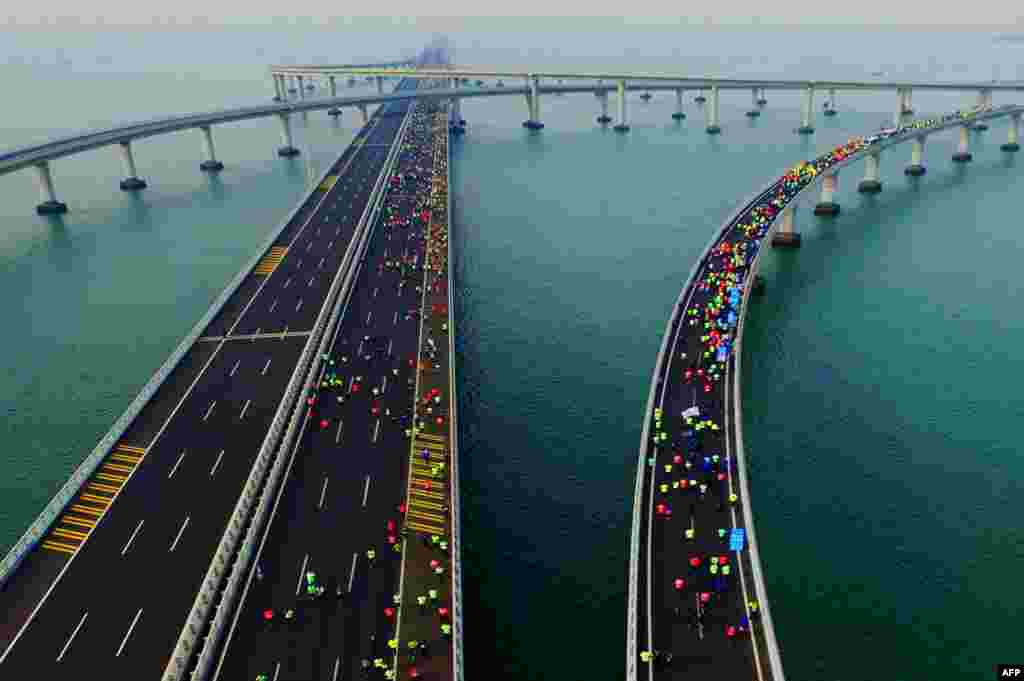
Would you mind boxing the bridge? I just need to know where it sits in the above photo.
[1,41,1023,681]
[627,101,1024,680]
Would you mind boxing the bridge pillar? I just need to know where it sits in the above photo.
[757,87,767,106]
[357,104,370,127]
[376,76,384,95]
[813,169,840,216]
[329,76,337,98]
[1001,113,1021,151]
[672,88,686,120]
[823,88,837,116]
[694,89,706,104]
[117,141,147,190]
[905,136,926,175]
[973,90,992,129]
[746,88,760,118]
[276,112,300,157]
[798,85,815,133]
[297,76,305,100]
[272,75,283,102]
[771,200,801,247]
[614,79,630,132]
[596,91,612,124]
[858,150,882,193]
[198,125,224,172]
[706,85,721,134]
[522,76,544,130]
[953,124,972,162]
[33,161,68,215]
[902,87,914,115]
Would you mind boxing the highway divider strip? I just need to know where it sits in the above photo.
[161,96,413,681]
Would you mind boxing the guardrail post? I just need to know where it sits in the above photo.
[33,161,68,215]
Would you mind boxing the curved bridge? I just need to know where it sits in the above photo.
[626,103,1023,681]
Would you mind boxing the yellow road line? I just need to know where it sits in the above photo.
[408,509,445,524]
[70,505,104,517]
[95,473,127,484]
[415,432,446,442]
[60,517,95,530]
[52,528,88,541]
[41,541,77,554]
[110,454,141,465]
[410,498,446,511]
[405,520,446,536]
[86,482,120,494]
[81,494,112,506]
[103,463,134,473]
[118,445,146,454]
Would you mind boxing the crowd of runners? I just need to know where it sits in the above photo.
[640,103,999,669]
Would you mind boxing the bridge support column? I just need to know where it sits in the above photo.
[823,88,837,116]
[33,161,68,215]
[695,90,706,104]
[198,125,224,172]
[757,88,767,106]
[771,200,801,247]
[297,76,305,100]
[376,76,384,95]
[117,140,147,190]
[672,89,686,120]
[328,75,342,116]
[596,91,612,124]
[357,104,369,127]
[276,112,300,157]
[1001,113,1021,152]
[905,136,926,175]
[522,76,544,130]
[272,75,283,102]
[746,87,760,118]
[972,90,991,130]
[813,170,840,216]
[893,88,905,127]
[798,86,815,133]
[902,87,914,116]
[953,125,972,162]
[706,85,721,134]
[858,150,882,193]
[614,79,629,132]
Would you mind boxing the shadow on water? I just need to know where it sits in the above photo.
[125,190,152,226]
[205,171,227,203]
[283,157,303,182]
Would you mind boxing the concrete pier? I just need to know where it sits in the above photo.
[375,76,384,95]
[905,136,926,175]
[272,76,283,102]
[672,88,686,120]
[357,104,370,127]
[952,125,972,162]
[297,76,305,100]
[974,90,992,129]
[798,86,815,133]
[33,161,67,215]
[771,200,801,247]
[1001,113,1020,151]
[823,88,837,117]
[198,125,224,172]
[706,85,721,134]
[613,79,629,132]
[901,87,914,115]
[329,76,337,98]
[117,141,147,190]
[746,87,761,118]
[523,76,544,130]
[276,112,300,157]
[757,87,767,106]
[858,150,882,193]
[813,169,840,216]
[893,89,905,127]
[694,90,706,104]
[596,91,612,124]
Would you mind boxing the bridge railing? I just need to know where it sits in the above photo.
[0,118,339,590]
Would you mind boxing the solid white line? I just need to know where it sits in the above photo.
[308,276,315,288]
[384,248,388,257]
[372,418,380,443]
[348,553,358,591]
[296,259,303,270]
[168,450,186,479]
[387,339,393,356]
[318,257,325,269]
[281,325,288,340]
[229,360,240,377]
[296,554,309,596]
[169,516,190,552]
[121,520,145,557]
[210,449,225,477]
[262,358,272,376]
[327,240,334,250]
[202,401,216,422]
[253,328,261,341]
[393,311,398,325]
[239,399,252,421]
[362,475,370,507]
[373,287,378,298]
[55,611,88,662]
[332,657,341,681]
[335,420,344,444]
[269,298,278,313]
[366,310,373,324]
[318,477,329,510]
[272,661,281,681]
[382,376,388,393]
[114,608,143,657]
[357,340,364,356]
[306,241,313,252]
[295,298,303,312]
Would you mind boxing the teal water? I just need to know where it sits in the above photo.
[2,26,1023,681]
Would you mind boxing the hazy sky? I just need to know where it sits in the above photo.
[2,13,1023,30]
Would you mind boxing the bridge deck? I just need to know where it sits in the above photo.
[0,96,407,679]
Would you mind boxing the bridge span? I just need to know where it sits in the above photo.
[627,103,1023,680]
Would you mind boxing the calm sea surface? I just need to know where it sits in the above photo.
[1,26,1021,681]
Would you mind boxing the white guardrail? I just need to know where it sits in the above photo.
[164,96,415,681]
[0,123,351,590]
[444,109,466,681]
